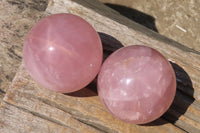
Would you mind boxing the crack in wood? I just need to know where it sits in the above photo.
[3,101,79,132]
[73,118,116,133]
[161,116,189,133]
[0,89,5,94]
[4,88,116,133]
[7,47,22,60]
[38,97,104,124]
[0,90,5,104]
[7,0,49,11]
[4,62,198,133]
[36,98,117,133]
[31,92,190,132]
[3,92,105,132]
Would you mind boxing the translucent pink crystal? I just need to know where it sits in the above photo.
[23,13,103,93]
[97,45,176,124]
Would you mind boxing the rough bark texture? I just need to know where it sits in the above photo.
[0,0,200,133]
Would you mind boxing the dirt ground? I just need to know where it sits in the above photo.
[100,0,200,51]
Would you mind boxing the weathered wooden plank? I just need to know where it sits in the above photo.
[162,92,200,133]
[0,0,48,92]
[46,0,200,101]
[45,1,200,132]
[1,0,199,133]
[3,31,199,132]
[0,102,102,133]
[3,64,186,133]
[100,0,200,52]
[0,102,74,133]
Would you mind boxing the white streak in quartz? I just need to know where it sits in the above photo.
[159,65,163,71]
[111,73,115,77]
[148,110,153,114]
[130,112,141,120]
[120,90,127,96]
[147,86,152,90]
[55,72,60,80]
[134,68,142,73]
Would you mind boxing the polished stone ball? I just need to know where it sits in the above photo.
[97,45,176,124]
[23,13,103,93]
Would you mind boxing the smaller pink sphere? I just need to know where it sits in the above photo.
[97,45,176,124]
[23,13,102,93]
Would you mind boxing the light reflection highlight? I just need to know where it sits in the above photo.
[49,46,55,51]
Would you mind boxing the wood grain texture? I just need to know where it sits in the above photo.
[100,0,200,52]
[1,0,200,133]
[45,1,200,132]
[0,102,102,133]
[0,0,48,93]
[46,0,200,102]
[4,64,186,133]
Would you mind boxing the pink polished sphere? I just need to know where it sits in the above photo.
[23,13,102,93]
[98,45,176,124]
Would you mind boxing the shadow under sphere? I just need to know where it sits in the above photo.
[105,3,158,32]
[66,33,123,97]
[67,32,194,127]
[144,62,194,126]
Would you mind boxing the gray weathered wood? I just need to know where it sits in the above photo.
[4,64,186,133]
[0,0,48,93]
[0,102,102,133]
[1,0,200,132]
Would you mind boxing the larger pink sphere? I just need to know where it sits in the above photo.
[98,45,176,124]
[23,13,102,93]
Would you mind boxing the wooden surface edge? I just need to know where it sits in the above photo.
[3,64,187,133]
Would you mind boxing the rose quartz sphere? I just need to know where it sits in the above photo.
[98,45,176,124]
[23,13,102,93]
